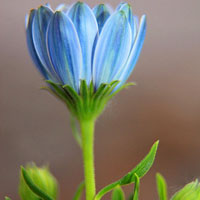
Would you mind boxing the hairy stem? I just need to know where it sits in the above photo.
[80,118,96,200]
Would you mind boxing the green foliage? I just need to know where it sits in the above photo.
[45,80,134,120]
[5,197,11,200]
[111,186,125,200]
[133,174,140,200]
[19,164,58,200]
[72,181,85,200]
[95,141,159,200]
[156,173,168,200]
[171,180,200,200]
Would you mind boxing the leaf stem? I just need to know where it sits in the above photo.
[80,118,96,200]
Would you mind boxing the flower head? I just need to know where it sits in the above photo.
[26,2,146,119]
[19,164,58,200]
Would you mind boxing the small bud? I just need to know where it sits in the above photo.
[171,180,200,200]
[19,164,58,200]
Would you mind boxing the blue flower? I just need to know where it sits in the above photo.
[26,2,146,93]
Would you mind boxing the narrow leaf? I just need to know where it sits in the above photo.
[112,186,125,200]
[95,141,159,200]
[133,174,140,200]
[156,173,168,200]
[120,140,159,185]
[72,181,85,200]
[21,167,54,200]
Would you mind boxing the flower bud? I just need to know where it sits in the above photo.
[19,164,58,200]
[171,180,200,200]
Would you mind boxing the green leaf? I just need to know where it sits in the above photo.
[156,173,168,200]
[133,174,140,200]
[5,197,11,200]
[21,167,54,200]
[95,141,159,200]
[112,186,125,200]
[72,181,85,200]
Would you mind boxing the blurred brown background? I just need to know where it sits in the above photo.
[1,0,200,199]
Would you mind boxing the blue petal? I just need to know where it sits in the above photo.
[32,6,59,82]
[45,3,51,9]
[116,2,127,10]
[67,2,98,85]
[25,13,29,28]
[93,4,111,33]
[56,4,68,12]
[117,3,136,45]
[93,11,132,89]
[117,15,147,86]
[47,11,83,91]
[26,9,49,79]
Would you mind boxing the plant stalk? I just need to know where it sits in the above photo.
[80,118,96,200]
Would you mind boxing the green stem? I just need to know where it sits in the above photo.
[80,118,96,200]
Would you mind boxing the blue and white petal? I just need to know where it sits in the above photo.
[93,11,132,89]
[93,4,111,33]
[56,4,68,12]
[67,2,98,84]
[47,11,83,91]
[26,9,49,79]
[32,6,59,82]
[117,3,136,45]
[116,2,127,10]
[117,15,147,86]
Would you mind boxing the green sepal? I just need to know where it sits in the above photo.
[111,186,125,200]
[20,167,54,200]
[156,173,168,200]
[95,141,159,200]
[5,197,11,200]
[72,181,85,200]
[44,80,133,121]
[107,82,136,101]
[171,180,200,200]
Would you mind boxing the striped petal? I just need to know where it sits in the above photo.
[93,4,111,33]
[26,9,49,79]
[67,2,98,85]
[32,6,59,81]
[117,15,147,86]
[116,2,127,10]
[47,11,83,91]
[56,4,68,12]
[117,3,136,45]
[93,11,132,89]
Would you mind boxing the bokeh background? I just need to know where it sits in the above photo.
[1,0,200,199]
